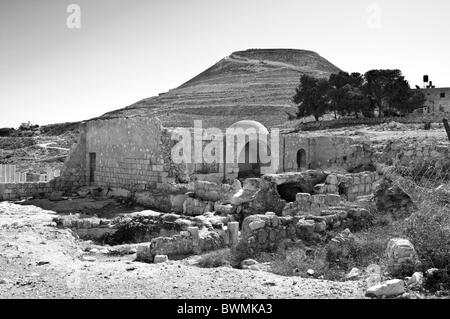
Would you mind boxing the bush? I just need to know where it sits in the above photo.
[196,249,231,268]
[326,237,386,270]
[397,161,450,186]
[0,128,14,137]
[405,205,450,270]
[262,244,336,279]
[230,240,254,267]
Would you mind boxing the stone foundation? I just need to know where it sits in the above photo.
[240,205,371,254]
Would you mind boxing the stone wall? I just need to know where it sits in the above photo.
[0,182,57,201]
[135,224,238,262]
[382,138,450,167]
[295,115,449,132]
[59,123,87,187]
[282,193,342,216]
[53,215,116,239]
[316,171,381,201]
[281,135,373,172]
[84,117,176,190]
[240,205,371,254]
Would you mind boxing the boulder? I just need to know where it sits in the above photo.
[424,268,450,291]
[49,191,64,201]
[346,267,361,280]
[407,272,424,288]
[386,238,419,275]
[241,259,258,268]
[76,187,91,198]
[154,255,169,263]
[107,188,131,199]
[365,279,405,298]
[249,220,266,231]
[313,183,326,194]
[214,203,236,215]
[183,198,209,216]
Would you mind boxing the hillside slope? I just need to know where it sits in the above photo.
[100,49,341,129]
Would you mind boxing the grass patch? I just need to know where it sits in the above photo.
[196,249,232,268]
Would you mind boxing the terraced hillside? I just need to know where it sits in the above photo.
[100,49,341,129]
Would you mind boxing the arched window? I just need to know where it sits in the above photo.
[296,149,306,170]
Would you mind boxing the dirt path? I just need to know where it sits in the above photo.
[37,142,70,151]
[0,202,366,299]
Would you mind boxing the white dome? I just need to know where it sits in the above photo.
[227,120,269,135]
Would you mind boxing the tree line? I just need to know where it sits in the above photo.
[292,70,425,121]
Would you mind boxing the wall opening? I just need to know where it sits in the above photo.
[238,142,261,179]
[277,183,307,203]
[89,152,96,185]
[296,149,307,170]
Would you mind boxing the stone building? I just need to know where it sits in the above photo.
[420,87,450,114]
[62,116,373,191]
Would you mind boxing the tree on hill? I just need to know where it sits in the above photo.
[363,69,424,116]
[328,72,372,118]
[292,75,330,121]
[291,69,425,121]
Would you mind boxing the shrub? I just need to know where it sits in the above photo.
[404,205,450,270]
[230,240,254,267]
[196,249,231,268]
[327,238,385,269]
[267,245,336,279]
[397,161,450,186]
[0,128,14,137]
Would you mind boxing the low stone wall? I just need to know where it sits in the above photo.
[317,171,381,201]
[54,209,236,240]
[282,193,342,216]
[295,115,448,132]
[136,222,239,262]
[382,138,450,167]
[240,205,371,254]
[136,227,200,262]
[0,177,80,201]
[53,215,117,239]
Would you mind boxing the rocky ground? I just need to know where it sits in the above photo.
[0,202,365,299]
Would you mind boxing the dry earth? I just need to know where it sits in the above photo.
[0,202,365,299]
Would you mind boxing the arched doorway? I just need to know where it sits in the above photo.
[238,141,261,179]
[296,149,307,170]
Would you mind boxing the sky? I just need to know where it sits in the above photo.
[0,0,449,127]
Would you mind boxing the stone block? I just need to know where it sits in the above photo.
[187,226,200,247]
[154,255,169,263]
[227,222,239,247]
[365,279,405,298]
[295,193,311,203]
[248,220,266,231]
[325,194,341,206]
[386,238,419,274]
[296,219,315,236]
[326,174,338,185]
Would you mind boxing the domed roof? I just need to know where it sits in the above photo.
[227,120,269,135]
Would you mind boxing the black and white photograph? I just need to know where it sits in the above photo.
[1,0,449,306]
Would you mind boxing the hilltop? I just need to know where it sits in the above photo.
[99,49,341,129]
